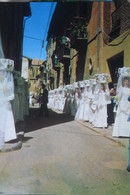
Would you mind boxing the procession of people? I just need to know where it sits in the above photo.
[0,64,130,150]
[48,67,130,138]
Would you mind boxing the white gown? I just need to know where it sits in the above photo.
[75,92,84,121]
[0,72,16,149]
[89,93,97,123]
[58,93,63,111]
[112,87,130,137]
[93,90,110,128]
[82,90,91,121]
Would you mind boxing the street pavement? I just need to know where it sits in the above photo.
[0,107,130,194]
[1,106,129,153]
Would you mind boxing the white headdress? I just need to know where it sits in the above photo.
[79,81,85,88]
[95,73,109,84]
[73,82,79,89]
[0,59,14,101]
[116,67,130,93]
[94,73,109,93]
[84,80,90,87]
[118,67,130,76]
[0,58,14,72]
[90,78,97,86]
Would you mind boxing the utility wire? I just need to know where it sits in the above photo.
[103,29,130,46]
[24,35,42,41]
[39,2,55,60]
[102,30,115,40]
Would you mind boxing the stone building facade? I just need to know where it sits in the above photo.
[0,2,31,71]
[46,0,130,88]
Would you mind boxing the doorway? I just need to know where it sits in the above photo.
[107,51,124,84]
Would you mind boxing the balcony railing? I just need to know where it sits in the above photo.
[52,36,70,67]
[111,7,121,30]
[109,7,121,40]
[66,16,88,49]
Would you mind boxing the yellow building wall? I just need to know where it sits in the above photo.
[84,1,130,83]
[84,2,104,79]
[101,30,130,81]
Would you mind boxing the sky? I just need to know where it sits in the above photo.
[22,0,112,61]
[23,2,56,61]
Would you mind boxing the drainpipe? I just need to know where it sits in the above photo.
[22,14,32,54]
[97,1,100,73]
[70,48,72,83]
[23,14,32,32]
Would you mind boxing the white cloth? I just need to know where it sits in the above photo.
[82,90,91,121]
[112,87,130,137]
[0,102,16,145]
[0,71,16,149]
[93,90,110,128]
[57,94,63,111]
[89,93,97,123]
[75,93,84,121]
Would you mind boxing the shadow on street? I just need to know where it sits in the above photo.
[23,108,74,133]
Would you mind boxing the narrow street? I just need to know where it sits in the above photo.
[0,108,130,195]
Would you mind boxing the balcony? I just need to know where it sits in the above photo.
[59,47,70,64]
[48,71,54,82]
[67,16,88,49]
[52,36,70,67]
[109,7,121,40]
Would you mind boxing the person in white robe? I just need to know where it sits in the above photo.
[75,81,85,121]
[89,79,97,123]
[112,67,130,137]
[82,80,91,122]
[0,59,16,149]
[60,88,67,112]
[93,74,111,128]
[58,87,63,111]
[54,89,59,110]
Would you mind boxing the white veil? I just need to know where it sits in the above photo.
[116,67,130,94]
[0,59,14,102]
[0,70,14,101]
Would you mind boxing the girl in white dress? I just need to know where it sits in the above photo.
[0,59,16,149]
[61,88,66,112]
[82,80,91,122]
[57,87,63,111]
[89,79,97,123]
[93,74,110,128]
[112,67,130,137]
[75,82,85,121]
[54,89,59,110]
